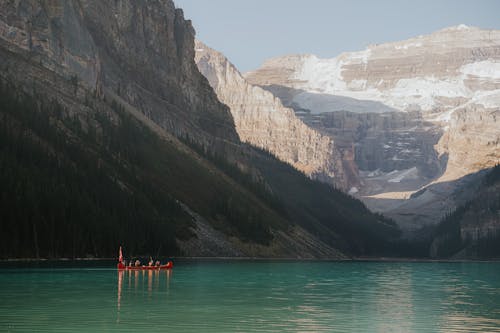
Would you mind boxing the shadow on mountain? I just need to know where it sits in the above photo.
[257,83,445,185]
[430,165,500,259]
[360,169,491,234]
[258,84,399,114]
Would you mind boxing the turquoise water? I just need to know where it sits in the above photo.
[1,261,500,332]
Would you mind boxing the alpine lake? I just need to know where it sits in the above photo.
[1,260,500,332]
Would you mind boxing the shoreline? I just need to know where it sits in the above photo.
[1,256,500,263]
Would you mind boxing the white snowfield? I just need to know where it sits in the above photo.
[461,60,500,79]
[361,167,420,184]
[290,57,500,117]
[263,26,500,119]
[243,25,500,225]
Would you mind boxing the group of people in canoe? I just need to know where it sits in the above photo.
[123,257,162,268]
[117,247,173,270]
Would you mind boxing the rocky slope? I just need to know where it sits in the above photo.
[246,25,500,116]
[194,41,346,188]
[0,0,237,146]
[430,165,500,259]
[0,0,400,258]
[245,25,500,230]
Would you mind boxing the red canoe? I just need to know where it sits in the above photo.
[117,261,173,270]
[116,247,173,270]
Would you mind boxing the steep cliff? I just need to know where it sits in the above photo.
[299,110,443,184]
[0,0,400,258]
[0,0,238,145]
[245,25,500,115]
[194,40,346,188]
[436,106,500,182]
[245,25,500,230]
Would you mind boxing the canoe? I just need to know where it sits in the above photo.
[117,261,173,270]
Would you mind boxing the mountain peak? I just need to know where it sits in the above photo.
[435,24,482,33]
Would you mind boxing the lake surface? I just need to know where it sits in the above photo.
[1,260,500,332]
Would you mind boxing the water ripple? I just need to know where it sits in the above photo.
[1,261,500,332]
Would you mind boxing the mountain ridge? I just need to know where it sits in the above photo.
[194,40,348,188]
[0,0,400,259]
[243,25,500,230]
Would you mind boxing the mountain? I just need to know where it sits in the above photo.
[430,165,500,259]
[245,25,500,231]
[194,40,348,188]
[0,0,238,146]
[0,0,399,259]
[245,25,500,115]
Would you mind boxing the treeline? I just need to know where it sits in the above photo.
[0,78,410,259]
[181,133,403,256]
[230,144,402,256]
[0,80,290,259]
[0,81,191,258]
[179,134,287,244]
[431,165,500,258]
[105,102,280,246]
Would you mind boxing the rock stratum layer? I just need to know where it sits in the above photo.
[0,0,400,258]
[0,0,238,145]
[246,25,500,230]
[194,41,346,188]
[246,25,500,116]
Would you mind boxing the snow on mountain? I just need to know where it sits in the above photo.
[246,25,500,118]
[245,25,500,230]
[194,40,348,188]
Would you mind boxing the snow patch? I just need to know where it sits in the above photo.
[367,169,382,177]
[393,77,468,98]
[470,90,500,108]
[348,79,368,90]
[292,91,395,114]
[441,24,473,32]
[347,48,372,65]
[394,42,423,50]
[388,167,419,183]
[461,61,500,79]
[348,187,359,195]
[285,35,498,115]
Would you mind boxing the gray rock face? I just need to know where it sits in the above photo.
[245,25,500,115]
[0,0,238,145]
[0,1,100,88]
[2,0,377,258]
[194,40,347,188]
[436,106,500,182]
[301,111,443,174]
[245,25,500,229]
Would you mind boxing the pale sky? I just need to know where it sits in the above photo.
[174,0,500,72]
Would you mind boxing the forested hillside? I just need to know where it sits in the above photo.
[0,0,402,259]
[0,80,401,259]
[431,165,500,258]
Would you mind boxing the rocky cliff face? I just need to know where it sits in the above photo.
[0,0,238,145]
[245,25,500,229]
[0,0,401,258]
[245,25,500,115]
[436,105,500,182]
[194,41,346,187]
[299,111,444,191]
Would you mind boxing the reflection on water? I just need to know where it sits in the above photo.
[117,269,172,324]
[118,270,122,312]
[1,261,500,332]
[117,269,172,307]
